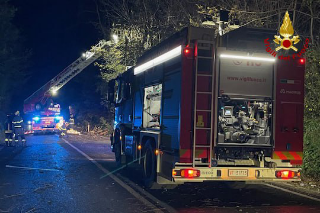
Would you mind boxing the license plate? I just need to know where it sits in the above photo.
[201,170,215,178]
[228,169,248,177]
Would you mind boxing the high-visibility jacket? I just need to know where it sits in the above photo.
[12,115,24,128]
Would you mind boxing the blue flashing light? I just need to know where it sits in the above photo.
[33,116,40,121]
[242,106,246,109]
[54,116,63,123]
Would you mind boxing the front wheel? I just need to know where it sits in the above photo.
[142,141,156,188]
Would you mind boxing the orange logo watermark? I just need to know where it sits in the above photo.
[264,11,309,60]
[274,11,300,51]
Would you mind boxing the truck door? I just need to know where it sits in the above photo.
[160,66,181,178]
[274,59,304,163]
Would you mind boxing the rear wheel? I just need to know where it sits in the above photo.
[142,141,156,188]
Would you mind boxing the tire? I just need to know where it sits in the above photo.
[142,141,156,188]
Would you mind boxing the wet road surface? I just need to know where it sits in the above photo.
[0,134,320,213]
[0,135,154,213]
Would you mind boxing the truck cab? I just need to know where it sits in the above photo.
[30,103,64,134]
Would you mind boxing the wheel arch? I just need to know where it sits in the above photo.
[140,132,160,151]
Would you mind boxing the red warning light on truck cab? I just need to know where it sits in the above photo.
[184,46,192,57]
[299,58,305,64]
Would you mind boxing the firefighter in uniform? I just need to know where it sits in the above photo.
[12,111,26,146]
[57,120,67,137]
[4,114,13,147]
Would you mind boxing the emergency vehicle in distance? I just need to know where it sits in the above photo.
[109,26,305,188]
[23,40,108,134]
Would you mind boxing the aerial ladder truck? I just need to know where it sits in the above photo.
[24,40,108,134]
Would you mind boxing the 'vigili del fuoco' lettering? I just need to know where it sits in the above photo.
[292,38,309,59]
[264,38,277,57]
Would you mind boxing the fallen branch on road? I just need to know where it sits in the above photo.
[25,207,37,213]
[0,192,24,200]
[33,184,54,192]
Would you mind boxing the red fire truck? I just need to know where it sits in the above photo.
[24,40,108,134]
[110,26,305,187]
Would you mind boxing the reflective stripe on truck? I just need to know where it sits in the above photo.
[172,167,301,183]
[272,151,303,160]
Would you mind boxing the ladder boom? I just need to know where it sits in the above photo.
[24,40,108,113]
[49,40,108,93]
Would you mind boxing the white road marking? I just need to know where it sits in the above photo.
[62,138,173,213]
[5,165,60,172]
[117,173,177,213]
[264,183,320,202]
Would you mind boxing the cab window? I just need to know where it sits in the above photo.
[143,84,162,129]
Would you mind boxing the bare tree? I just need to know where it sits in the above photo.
[95,0,199,81]
[0,0,31,111]
[94,0,320,82]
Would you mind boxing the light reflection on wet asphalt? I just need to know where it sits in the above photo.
[0,134,319,213]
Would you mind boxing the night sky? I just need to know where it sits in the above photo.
[12,0,102,111]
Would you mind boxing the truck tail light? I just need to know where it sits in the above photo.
[181,169,200,178]
[275,170,299,179]
[172,170,177,176]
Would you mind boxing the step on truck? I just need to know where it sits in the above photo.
[109,26,305,187]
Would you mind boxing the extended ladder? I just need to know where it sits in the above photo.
[192,40,215,167]
[49,40,108,93]
[24,40,109,112]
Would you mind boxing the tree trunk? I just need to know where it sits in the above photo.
[293,0,297,27]
[309,3,314,44]
[277,0,281,30]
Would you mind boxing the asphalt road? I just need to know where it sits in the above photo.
[0,134,319,213]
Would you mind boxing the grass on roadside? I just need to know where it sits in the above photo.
[303,118,320,181]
